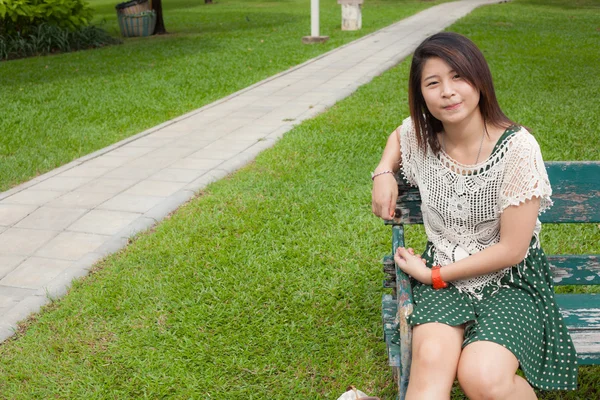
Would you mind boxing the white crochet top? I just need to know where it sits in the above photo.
[398,117,553,298]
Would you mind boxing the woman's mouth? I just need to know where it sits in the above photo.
[444,102,462,110]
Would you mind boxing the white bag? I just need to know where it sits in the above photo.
[336,385,380,400]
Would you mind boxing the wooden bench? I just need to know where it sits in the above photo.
[381,161,600,400]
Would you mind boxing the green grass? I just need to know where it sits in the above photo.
[0,0,598,399]
[0,0,450,192]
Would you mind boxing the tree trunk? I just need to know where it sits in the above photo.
[152,0,167,34]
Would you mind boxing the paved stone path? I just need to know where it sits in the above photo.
[0,0,503,342]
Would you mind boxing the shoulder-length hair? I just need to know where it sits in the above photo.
[408,32,515,153]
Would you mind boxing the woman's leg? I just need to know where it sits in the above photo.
[457,341,537,400]
[406,322,464,400]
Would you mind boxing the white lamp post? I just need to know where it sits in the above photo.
[302,0,329,44]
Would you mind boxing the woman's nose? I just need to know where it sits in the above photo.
[441,82,455,98]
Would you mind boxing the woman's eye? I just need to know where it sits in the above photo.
[453,74,461,79]
[426,81,438,87]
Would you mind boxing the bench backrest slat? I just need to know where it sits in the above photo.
[549,255,600,285]
[542,162,600,223]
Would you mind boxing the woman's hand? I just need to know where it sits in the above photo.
[394,247,431,285]
[371,173,398,220]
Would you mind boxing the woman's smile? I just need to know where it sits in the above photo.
[444,102,462,111]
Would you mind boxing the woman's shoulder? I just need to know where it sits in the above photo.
[504,125,543,150]
[498,125,548,165]
[398,116,415,132]
[395,116,417,141]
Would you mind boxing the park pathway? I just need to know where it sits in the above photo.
[0,0,504,342]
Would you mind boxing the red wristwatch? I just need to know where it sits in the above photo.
[431,265,448,289]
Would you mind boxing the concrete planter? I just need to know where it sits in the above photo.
[337,0,364,31]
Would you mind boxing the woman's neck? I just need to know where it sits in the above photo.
[441,113,486,148]
[438,113,503,166]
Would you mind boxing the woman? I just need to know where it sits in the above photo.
[371,32,577,399]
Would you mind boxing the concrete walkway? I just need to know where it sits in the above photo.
[0,0,503,342]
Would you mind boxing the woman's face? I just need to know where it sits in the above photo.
[420,57,481,128]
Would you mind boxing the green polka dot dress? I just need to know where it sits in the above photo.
[397,118,579,391]
[409,240,578,391]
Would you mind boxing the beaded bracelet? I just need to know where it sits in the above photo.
[371,170,394,180]
[431,265,448,289]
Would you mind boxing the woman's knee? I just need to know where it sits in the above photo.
[412,338,448,368]
[408,337,461,397]
[457,353,515,400]
[411,323,463,369]
[408,323,464,397]
[457,363,512,400]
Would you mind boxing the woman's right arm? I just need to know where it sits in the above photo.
[371,129,402,220]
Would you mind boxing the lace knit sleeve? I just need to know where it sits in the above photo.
[499,130,553,214]
[397,117,419,187]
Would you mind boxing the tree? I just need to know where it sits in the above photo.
[151,0,212,36]
[152,0,167,34]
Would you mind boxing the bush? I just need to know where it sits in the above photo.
[0,23,121,60]
[0,0,94,36]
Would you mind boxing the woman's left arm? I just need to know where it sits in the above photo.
[438,196,540,283]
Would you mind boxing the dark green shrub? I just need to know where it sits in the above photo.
[0,23,121,60]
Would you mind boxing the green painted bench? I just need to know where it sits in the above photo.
[381,161,600,400]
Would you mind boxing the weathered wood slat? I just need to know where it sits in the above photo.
[386,198,421,225]
[570,331,600,365]
[550,255,600,285]
[383,255,396,289]
[556,294,600,330]
[382,294,400,367]
[383,255,395,274]
[543,162,600,223]
[558,293,600,365]
[392,224,413,400]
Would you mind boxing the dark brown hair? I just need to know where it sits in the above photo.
[408,32,515,153]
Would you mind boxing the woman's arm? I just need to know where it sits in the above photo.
[372,130,402,220]
[439,197,540,282]
[395,197,541,284]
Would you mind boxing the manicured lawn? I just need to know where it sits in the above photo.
[0,0,598,399]
[0,0,449,192]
